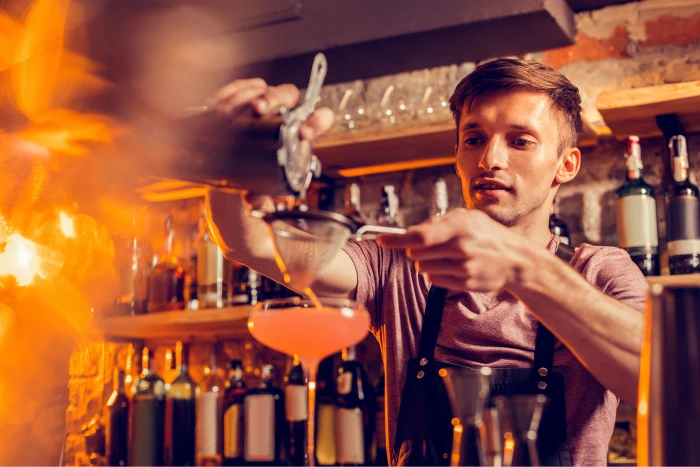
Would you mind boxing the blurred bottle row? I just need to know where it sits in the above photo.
[82,342,386,466]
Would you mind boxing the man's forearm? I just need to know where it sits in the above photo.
[508,247,644,405]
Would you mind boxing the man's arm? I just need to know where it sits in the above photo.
[508,245,643,406]
[378,208,644,405]
[204,78,358,299]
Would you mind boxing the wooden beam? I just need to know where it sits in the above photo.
[597,81,700,138]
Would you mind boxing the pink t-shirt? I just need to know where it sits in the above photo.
[342,235,648,466]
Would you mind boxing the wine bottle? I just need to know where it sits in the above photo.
[614,136,659,276]
[165,342,196,466]
[196,349,225,466]
[431,178,449,218]
[374,374,388,466]
[106,368,129,467]
[244,364,286,465]
[378,185,401,228]
[315,356,337,466]
[335,347,376,466]
[285,356,308,466]
[223,360,247,466]
[197,211,227,309]
[667,135,700,274]
[549,197,571,246]
[345,183,366,227]
[129,347,166,466]
[148,215,186,312]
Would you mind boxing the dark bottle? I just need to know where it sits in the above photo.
[244,364,286,465]
[165,342,196,466]
[334,347,376,466]
[315,356,337,466]
[344,183,366,227]
[431,178,449,218]
[667,135,700,274]
[106,368,129,467]
[223,360,247,466]
[129,347,166,466]
[148,215,186,312]
[378,185,401,228]
[614,136,660,276]
[196,349,226,466]
[374,374,388,466]
[549,197,571,246]
[285,356,308,466]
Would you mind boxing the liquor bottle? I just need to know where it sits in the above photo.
[244,364,286,465]
[315,356,337,466]
[165,342,196,466]
[345,183,366,227]
[335,347,376,466]
[196,348,226,466]
[285,356,308,466]
[106,368,129,467]
[431,178,449,218]
[378,185,401,228]
[148,215,186,312]
[666,135,700,274]
[614,136,660,276]
[374,374,388,466]
[230,263,263,305]
[549,198,571,246]
[129,347,166,466]
[113,236,151,316]
[197,212,227,309]
[223,360,247,466]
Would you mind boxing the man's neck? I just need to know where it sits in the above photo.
[506,215,553,248]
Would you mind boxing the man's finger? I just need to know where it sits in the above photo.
[377,221,453,249]
[301,107,335,140]
[212,78,267,104]
[415,258,466,277]
[216,83,267,117]
[252,84,301,116]
[408,240,469,261]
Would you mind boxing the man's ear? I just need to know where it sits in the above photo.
[555,147,581,184]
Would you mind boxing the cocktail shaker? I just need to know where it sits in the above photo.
[638,283,700,466]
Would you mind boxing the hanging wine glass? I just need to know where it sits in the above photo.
[335,80,368,132]
[247,297,370,466]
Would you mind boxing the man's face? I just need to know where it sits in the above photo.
[455,90,564,227]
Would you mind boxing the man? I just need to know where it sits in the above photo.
[206,59,647,466]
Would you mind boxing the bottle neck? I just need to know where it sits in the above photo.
[673,157,689,183]
[433,180,448,216]
[114,369,125,393]
[345,184,361,215]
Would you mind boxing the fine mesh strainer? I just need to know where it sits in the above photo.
[252,208,405,290]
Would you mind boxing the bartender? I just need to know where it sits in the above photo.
[205,58,647,466]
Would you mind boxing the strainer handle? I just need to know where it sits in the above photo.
[355,225,406,241]
[245,209,266,219]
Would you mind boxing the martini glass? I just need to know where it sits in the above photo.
[247,297,371,466]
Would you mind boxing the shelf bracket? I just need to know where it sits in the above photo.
[656,113,687,139]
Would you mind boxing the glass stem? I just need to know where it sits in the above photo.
[306,364,318,467]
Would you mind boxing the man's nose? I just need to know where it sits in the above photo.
[478,137,508,171]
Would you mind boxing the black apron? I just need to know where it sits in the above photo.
[392,243,575,466]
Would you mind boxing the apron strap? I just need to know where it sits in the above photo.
[417,286,449,361]
[533,241,576,390]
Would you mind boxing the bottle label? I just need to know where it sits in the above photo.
[375,395,386,449]
[559,236,570,245]
[668,239,700,256]
[335,407,365,465]
[615,195,659,248]
[244,394,275,462]
[336,372,353,396]
[197,242,224,286]
[668,197,700,242]
[196,392,221,456]
[285,385,308,422]
[223,403,243,459]
[316,404,336,465]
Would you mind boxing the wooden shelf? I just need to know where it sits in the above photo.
[94,306,253,341]
[647,274,700,288]
[597,81,700,138]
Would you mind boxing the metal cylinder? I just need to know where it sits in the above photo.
[638,283,700,466]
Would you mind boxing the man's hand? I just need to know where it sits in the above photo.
[377,208,532,293]
[209,78,334,140]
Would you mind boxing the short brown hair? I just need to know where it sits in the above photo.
[449,58,583,151]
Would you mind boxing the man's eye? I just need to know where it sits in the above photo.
[513,139,533,147]
[464,138,482,146]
